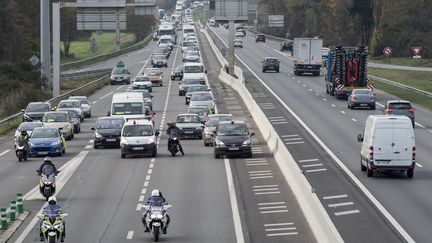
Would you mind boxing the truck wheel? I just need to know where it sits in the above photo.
[407,169,414,178]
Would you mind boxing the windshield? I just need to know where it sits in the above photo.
[42,166,55,175]
[112,68,127,75]
[18,123,42,131]
[58,101,80,108]
[122,125,153,137]
[389,103,412,109]
[187,107,207,116]
[70,97,88,104]
[153,55,165,60]
[191,93,212,101]
[266,58,278,63]
[177,115,200,123]
[175,65,184,72]
[135,76,150,82]
[188,86,207,92]
[159,29,173,36]
[207,116,233,127]
[65,110,78,119]
[26,103,50,112]
[217,124,249,136]
[184,28,194,34]
[184,65,204,73]
[186,51,199,56]
[160,38,171,43]
[43,113,69,122]
[31,128,58,138]
[112,103,143,115]
[97,119,124,129]
[183,41,193,47]
[182,79,201,85]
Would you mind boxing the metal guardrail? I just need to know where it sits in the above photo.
[369,75,432,98]
[0,75,109,127]
[61,68,112,81]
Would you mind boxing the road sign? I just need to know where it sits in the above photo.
[29,55,40,66]
[77,7,126,30]
[383,47,392,57]
[214,0,248,21]
[412,47,422,59]
[268,15,284,27]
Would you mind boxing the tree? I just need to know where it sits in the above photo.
[61,7,91,57]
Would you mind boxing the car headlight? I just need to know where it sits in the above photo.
[51,140,60,146]
[28,142,34,147]
[95,132,103,139]
[242,139,251,146]
[121,138,128,145]
[215,139,225,147]
[148,138,155,144]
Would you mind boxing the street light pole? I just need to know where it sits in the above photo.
[52,2,61,98]
[40,0,51,87]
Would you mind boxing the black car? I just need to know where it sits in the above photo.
[255,34,266,43]
[22,102,52,122]
[171,65,184,81]
[185,85,211,104]
[280,41,293,52]
[178,78,206,96]
[214,121,254,158]
[262,57,280,73]
[91,117,125,148]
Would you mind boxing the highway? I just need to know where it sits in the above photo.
[0,27,316,243]
[209,25,432,242]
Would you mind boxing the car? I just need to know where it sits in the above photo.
[120,119,159,158]
[144,68,164,87]
[56,108,81,133]
[57,99,84,121]
[69,96,91,118]
[234,39,243,48]
[91,117,125,149]
[110,61,131,85]
[223,23,229,29]
[185,36,198,44]
[152,54,168,68]
[178,78,206,96]
[14,121,44,139]
[158,43,172,56]
[280,41,293,52]
[202,114,233,146]
[382,100,415,127]
[208,18,216,27]
[183,63,206,81]
[132,75,153,92]
[152,49,169,59]
[235,31,244,38]
[235,27,246,36]
[189,92,215,113]
[175,114,203,139]
[185,85,211,104]
[187,105,210,123]
[262,57,280,73]
[22,102,52,122]
[213,120,254,158]
[42,111,74,140]
[182,50,200,62]
[171,65,184,81]
[347,89,376,110]
[131,89,153,110]
[28,127,66,157]
[256,34,266,43]
[181,41,196,52]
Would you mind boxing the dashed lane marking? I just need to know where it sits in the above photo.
[305,168,327,173]
[0,149,10,157]
[264,223,294,227]
[100,92,114,100]
[323,98,327,101]
[299,159,319,163]
[328,202,354,208]
[265,227,297,232]
[415,122,426,128]
[139,195,145,202]
[127,231,134,239]
[116,85,125,90]
[334,210,360,216]
[323,194,348,200]
[141,188,147,194]
[331,104,336,107]
[341,111,346,114]
[352,118,357,122]
[416,163,423,168]
[285,141,305,145]
[258,202,285,206]
[267,232,298,237]
[260,209,289,214]
[84,145,93,149]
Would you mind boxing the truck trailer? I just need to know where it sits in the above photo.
[293,38,323,76]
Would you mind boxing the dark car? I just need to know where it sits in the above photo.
[255,34,266,43]
[280,41,293,52]
[214,120,254,158]
[171,65,184,81]
[383,100,415,127]
[347,89,376,110]
[91,117,125,148]
[262,57,280,73]
[185,85,210,104]
[22,102,52,122]
[178,78,206,96]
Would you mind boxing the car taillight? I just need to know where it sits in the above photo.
[385,108,393,113]
[352,96,357,101]
[369,146,374,160]
[412,146,416,161]
[408,108,414,113]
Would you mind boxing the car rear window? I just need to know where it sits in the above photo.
[389,103,412,109]
[266,58,278,63]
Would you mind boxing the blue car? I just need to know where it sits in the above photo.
[29,127,65,157]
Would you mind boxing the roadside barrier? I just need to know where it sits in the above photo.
[0,208,6,230]
[0,193,24,230]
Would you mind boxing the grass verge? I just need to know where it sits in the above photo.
[0,116,21,136]
[368,68,432,93]
[369,57,432,68]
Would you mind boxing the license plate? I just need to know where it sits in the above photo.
[106,138,116,142]
[132,147,144,150]
[376,161,390,165]
[269,67,274,69]
[228,147,239,151]
[307,66,312,68]
[38,151,49,155]
[184,131,194,134]
[360,104,368,106]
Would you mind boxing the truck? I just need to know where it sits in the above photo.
[325,46,371,99]
[158,9,165,19]
[293,38,323,76]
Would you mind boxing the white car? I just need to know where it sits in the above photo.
[235,31,244,38]
[234,39,243,48]
[132,75,153,92]
[120,119,159,158]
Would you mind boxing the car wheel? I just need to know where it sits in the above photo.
[94,145,99,149]
[160,83,163,86]
[151,149,157,157]
[407,169,414,178]
[294,71,298,76]
[262,69,266,73]
[58,152,62,157]
[367,164,373,177]
[121,153,126,158]
[276,69,280,73]
[247,152,252,158]
[215,153,220,159]
[204,142,208,146]
[371,105,376,110]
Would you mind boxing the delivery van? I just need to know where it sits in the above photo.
[357,115,415,178]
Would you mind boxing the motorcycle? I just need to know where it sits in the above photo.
[37,212,67,243]
[15,137,29,162]
[167,135,180,156]
[37,168,59,201]
[142,203,172,242]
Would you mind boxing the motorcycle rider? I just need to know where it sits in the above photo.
[20,130,29,142]
[143,189,171,234]
[40,196,66,242]
[38,157,58,175]
[166,121,184,155]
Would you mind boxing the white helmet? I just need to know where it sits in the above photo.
[151,189,160,197]
[48,196,57,205]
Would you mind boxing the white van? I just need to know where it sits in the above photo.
[357,115,416,178]
[182,24,195,35]
[110,92,146,119]
[183,63,207,81]
[120,118,159,158]
[208,18,216,27]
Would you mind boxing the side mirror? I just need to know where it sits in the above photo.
[205,70,207,74]
[91,127,95,131]
[52,107,57,111]
[58,127,63,131]
[250,132,255,136]
[357,134,364,142]
[155,130,160,137]
[208,88,211,91]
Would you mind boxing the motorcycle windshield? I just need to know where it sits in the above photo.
[42,166,55,175]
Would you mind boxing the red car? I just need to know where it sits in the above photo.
[255,34,266,43]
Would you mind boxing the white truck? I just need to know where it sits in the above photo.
[293,37,323,76]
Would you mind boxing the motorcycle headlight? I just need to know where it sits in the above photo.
[95,132,103,139]
[121,138,128,145]
[151,214,157,219]
[53,223,62,229]
[242,139,251,146]
[156,214,163,219]
[51,141,60,146]
[215,140,225,147]
[42,222,51,229]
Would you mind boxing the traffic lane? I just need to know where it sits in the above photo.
[214,30,432,241]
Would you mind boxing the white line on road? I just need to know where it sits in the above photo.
[415,122,426,128]
[141,188,147,194]
[248,170,271,174]
[84,145,93,149]
[352,118,357,122]
[260,210,289,214]
[305,168,327,173]
[254,188,279,192]
[334,210,360,216]
[281,134,298,138]
[323,98,327,101]
[265,227,296,232]
[285,141,305,145]
[264,223,294,227]
[100,91,114,100]
[246,163,268,166]
[331,104,336,107]
[139,195,145,202]
[255,191,281,195]
[253,184,278,188]
[341,111,346,114]
[323,194,348,200]
[259,206,287,210]
[147,169,152,174]
[116,85,125,90]
[143,181,149,187]
[127,231,134,239]
[376,102,385,108]
[283,138,303,141]
[428,129,432,133]
[416,163,423,168]
[328,202,354,208]
[250,176,274,179]
[145,175,151,181]
[0,149,10,157]
[258,202,285,206]
[299,159,319,163]
[267,232,298,236]
[268,116,284,119]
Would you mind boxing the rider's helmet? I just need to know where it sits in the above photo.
[151,189,160,197]
[48,196,57,205]
[44,157,53,164]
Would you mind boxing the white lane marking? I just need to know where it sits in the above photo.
[316,93,320,96]
[303,84,307,87]
[249,173,273,177]
[136,204,142,211]
[260,210,289,214]
[91,101,98,104]
[89,139,94,143]
[255,191,281,195]
[334,210,360,216]
[341,111,346,114]
[259,206,287,210]
[258,202,285,206]
[308,89,313,91]
[299,159,319,163]
[253,184,278,188]
[245,161,267,164]
[143,181,149,187]
[149,163,154,169]
[376,102,385,108]
[331,104,336,107]
[224,158,246,243]
[145,175,151,181]
[250,176,274,179]
[246,163,268,166]
[269,116,284,119]
[267,232,298,236]
[285,141,305,145]
[415,122,426,128]
[116,85,125,90]
[302,163,323,168]
[141,188,147,194]
[305,168,328,173]
[100,91,114,100]
[245,158,267,161]
[147,169,152,174]
[0,149,10,157]
[272,121,289,125]
[328,202,354,208]
[323,194,348,200]
[281,134,298,138]
[248,170,271,174]
[139,195,145,202]
[127,231,134,239]
[283,138,303,141]
[416,163,423,168]
[352,118,357,122]
[212,30,414,241]
[16,152,89,243]
[264,223,294,227]
[265,227,297,232]
[428,129,432,133]
[254,188,279,192]
[84,145,93,149]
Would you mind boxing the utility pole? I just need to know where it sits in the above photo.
[116,9,121,51]
[40,0,51,87]
[228,20,235,75]
[52,2,61,98]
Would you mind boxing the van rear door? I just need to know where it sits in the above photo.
[391,126,413,166]
[373,128,393,166]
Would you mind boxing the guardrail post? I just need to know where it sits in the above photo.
[17,192,23,213]
[9,200,16,222]
[1,208,7,230]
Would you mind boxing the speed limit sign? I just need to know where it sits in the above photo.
[383,47,392,57]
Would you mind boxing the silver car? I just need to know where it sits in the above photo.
[189,92,215,113]
[347,89,376,110]
[182,50,200,62]
[69,96,91,118]
[57,99,84,121]
[176,114,203,139]
[202,114,233,146]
